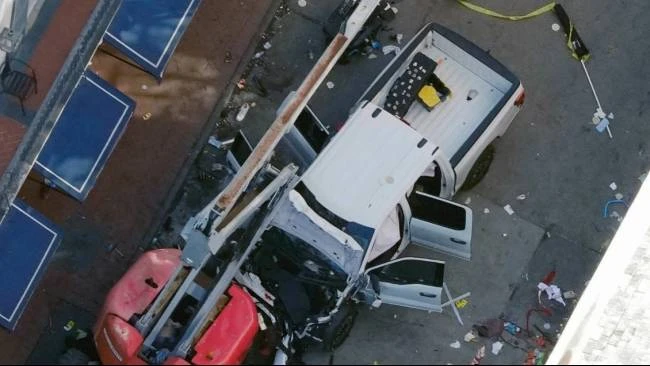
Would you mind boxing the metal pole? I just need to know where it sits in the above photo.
[581,59,612,139]
[0,0,122,222]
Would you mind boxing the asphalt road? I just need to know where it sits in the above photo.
[207,0,649,364]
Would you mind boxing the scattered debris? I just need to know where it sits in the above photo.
[455,298,469,309]
[143,112,152,120]
[473,318,504,338]
[308,50,314,60]
[504,321,522,335]
[297,0,307,7]
[371,40,382,49]
[236,78,246,89]
[253,51,265,59]
[609,182,618,191]
[614,192,624,200]
[64,320,75,331]
[537,282,566,306]
[563,290,577,299]
[393,314,397,319]
[504,204,514,215]
[224,51,232,63]
[640,173,648,182]
[545,232,551,238]
[595,117,609,133]
[326,81,335,89]
[516,194,527,200]
[263,41,272,50]
[522,272,529,281]
[141,84,148,90]
[236,103,250,122]
[551,23,560,31]
[608,112,615,119]
[502,233,508,237]
[591,115,600,125]
[467,89,478,101]
[470,345,486,365]
[368,53,378,59]
[603,199,628,218]
[483,208,490,214]
[464,331,477,342]
[450,340,461,349]
[396,33,404,44]
[382,44,400,56]
[491,341,503,355]
[543,323,551,330]
[465,197,472,205]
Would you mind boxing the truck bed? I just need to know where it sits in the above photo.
[361,23,519,166]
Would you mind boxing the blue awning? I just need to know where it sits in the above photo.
[34,70,135,201]
[0,200,62,330]
[104,0,202,79]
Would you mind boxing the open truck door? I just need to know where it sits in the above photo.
[407,190,472,260]
[365,257,445,312]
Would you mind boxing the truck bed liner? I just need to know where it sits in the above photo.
[362,23,519,165]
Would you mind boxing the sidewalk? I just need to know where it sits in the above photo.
[0,0,276,363]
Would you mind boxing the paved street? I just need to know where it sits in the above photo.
[160,0,650,364]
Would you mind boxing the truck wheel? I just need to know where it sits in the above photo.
[58,348,90,365]
[322,304,358,351]
[461,144,495,191]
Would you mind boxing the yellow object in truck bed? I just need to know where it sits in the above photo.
[418,85,441,111]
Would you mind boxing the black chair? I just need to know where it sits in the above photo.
[1,55,37,114]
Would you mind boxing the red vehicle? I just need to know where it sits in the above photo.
[93,249,272,365]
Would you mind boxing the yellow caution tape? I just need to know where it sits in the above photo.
[456,0,556,21]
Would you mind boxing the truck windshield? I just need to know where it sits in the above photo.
[294,182,374,251]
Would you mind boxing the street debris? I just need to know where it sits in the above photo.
[516,194,527,200]
[640,173,648,182]
[603,199,628,218]
[483,208,490,214]
[473,318,504,338]
[609,182,618,191]
[464,331,477,342]
[537,282,566,306]
[615,192,624,200]
[253,51,265,59]
[491,341,504,355]
[470,345,486,365]
[543,323,551,330]
[236,103,250,122]
[224,51,232,63]
[143,112,152,120]
[368,53,378,59]
[595,117,610,133]
[141,84,148,90]
[504,204,514,215]
[455,298,469,309]
[263,41,272,50]
[236,78,246,89]
[502,233,508,237]
[382,44,400,56]
[395,33,404,44]
[326,81,335,89]
[297,0,307,7]
[504,321,522,335]
[465,197,472,205]
[545,232,551,238]
[450,340,461,349]
[563,290,577,299]
[551,23,560,31]
[608,112,615,119]
[308,50,314,60]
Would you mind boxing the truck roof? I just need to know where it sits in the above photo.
[301,102,436,229]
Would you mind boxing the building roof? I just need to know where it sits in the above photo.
[301,102,436,229]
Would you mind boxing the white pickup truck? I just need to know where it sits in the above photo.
[280,22,524,198]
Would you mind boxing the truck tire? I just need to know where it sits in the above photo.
[322,304,358,351]
[58,348,90,365]
[461,144,495,191]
